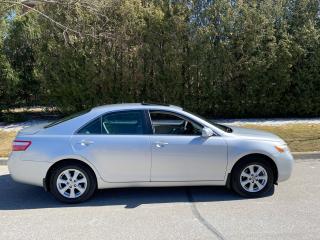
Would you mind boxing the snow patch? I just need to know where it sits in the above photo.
[0,120,51,132]
[216,118,320,126]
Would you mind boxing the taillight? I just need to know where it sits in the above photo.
[12,140,32,151]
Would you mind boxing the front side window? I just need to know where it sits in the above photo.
[184,109,233,133]
[149,111,202,135]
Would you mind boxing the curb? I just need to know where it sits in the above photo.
[292,152,320,160]
[1,152,319,166]
[0,159,7,166]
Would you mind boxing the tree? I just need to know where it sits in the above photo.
[0,8,18,113]
[0,0,319,117]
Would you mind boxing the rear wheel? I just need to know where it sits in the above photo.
[50,164,96,203]
[232,159,274,198]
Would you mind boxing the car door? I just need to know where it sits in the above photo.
[71,110,151,182]
[148,110,228,181]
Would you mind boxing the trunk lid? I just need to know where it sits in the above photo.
[17,122,49,135]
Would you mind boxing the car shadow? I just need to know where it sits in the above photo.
[0,174,273,210]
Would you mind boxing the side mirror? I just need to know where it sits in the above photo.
[202,127,214,138]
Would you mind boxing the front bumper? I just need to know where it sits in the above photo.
[8,152,50,187]
[273,150,294,182]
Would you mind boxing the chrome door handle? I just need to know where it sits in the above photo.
[80,140,94,146]
[154,141,169,148]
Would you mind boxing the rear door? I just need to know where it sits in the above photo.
[71,110,151,182]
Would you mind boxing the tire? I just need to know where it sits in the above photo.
[50,163,97,203]
[231,158,274,198]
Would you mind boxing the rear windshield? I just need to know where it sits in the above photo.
[44,110,90,128]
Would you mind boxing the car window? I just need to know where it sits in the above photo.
[45,109,90,128]
[149,111,202,135]
[184,110,233,133]
[101,111,145,135]
[77,117,101,134]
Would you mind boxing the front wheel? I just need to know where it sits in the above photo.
[232,159,274,198]
[50,164,96,203]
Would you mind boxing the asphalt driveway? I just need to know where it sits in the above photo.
[0,159,319,240]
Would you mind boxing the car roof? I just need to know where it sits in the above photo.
[91,103,183,113]
[40,103,226,136]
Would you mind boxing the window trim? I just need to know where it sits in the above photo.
[147,110,206,136]
[75,109,150,135]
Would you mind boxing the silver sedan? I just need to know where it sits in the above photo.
[8,103,294,203]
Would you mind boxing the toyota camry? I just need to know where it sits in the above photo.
[8,103,294,203]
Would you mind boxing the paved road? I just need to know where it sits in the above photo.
[0,159,319,240]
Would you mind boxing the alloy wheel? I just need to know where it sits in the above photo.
[240,164,268,193]
[56,169,88,199]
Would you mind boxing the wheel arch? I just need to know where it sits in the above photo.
[229,153,278,185]
[44,158,98,192]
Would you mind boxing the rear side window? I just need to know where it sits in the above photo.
[77,110,147,135]
[102,111,145,135]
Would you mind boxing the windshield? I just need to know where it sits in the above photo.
[44,110,90,128]
[185,110,233,133]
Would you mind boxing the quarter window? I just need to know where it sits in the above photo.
[77,117,101,134]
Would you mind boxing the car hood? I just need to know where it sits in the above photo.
[229,126,285,143]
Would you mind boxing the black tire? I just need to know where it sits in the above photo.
[50,163,97,203]
[231,158,274,198]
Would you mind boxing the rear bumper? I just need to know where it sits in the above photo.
[8,152,50,187]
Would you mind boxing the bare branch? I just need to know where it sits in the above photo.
[0,0,113,39]
[22,0,111,20]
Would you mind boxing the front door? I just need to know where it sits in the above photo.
[148,111,228,181]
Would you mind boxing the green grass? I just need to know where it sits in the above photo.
[240,124,320,152]
[0,131,17,157]
[0,123,319,157]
